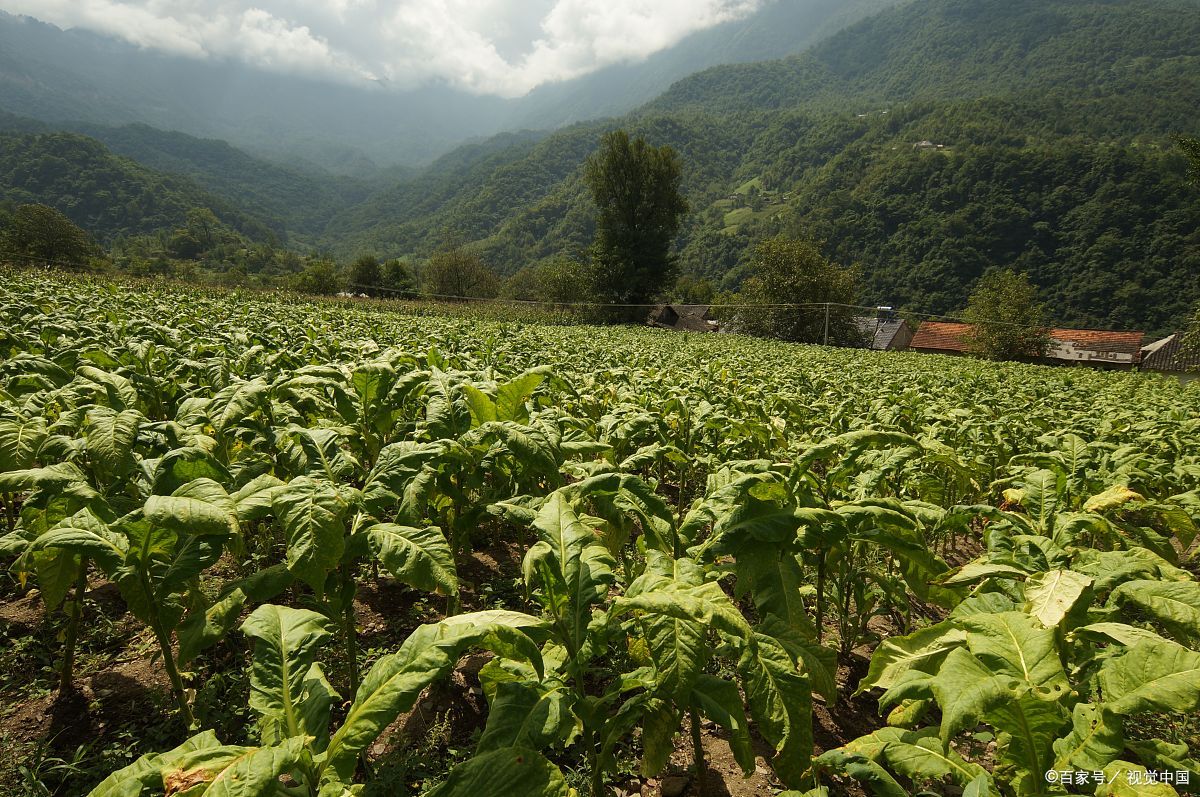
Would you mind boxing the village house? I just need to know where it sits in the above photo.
[647,304,720,333]
[1140,333,1200,384]
[853,314,915,351]
[909,321,1145,369]
[909,322,974,357]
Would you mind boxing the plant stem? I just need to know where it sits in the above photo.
[344,589,360,697]
[4,492,15,532]
[152,620,195,728]
[587,729,604,797]
[59,557,88,693]
[691,708,707,796]
[815,555,826,644]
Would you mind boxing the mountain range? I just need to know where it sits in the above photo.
[0,0,901,172]
[1,0,1198,334]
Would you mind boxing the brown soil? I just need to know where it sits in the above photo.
[0,587,42,628]
[0,652,172,749]
[660,729,780,797]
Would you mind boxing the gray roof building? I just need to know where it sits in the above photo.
[648,305,719,333]
[1141,333,1200,382]
[853,316,915,351]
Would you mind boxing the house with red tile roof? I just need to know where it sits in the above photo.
[909,321,1144,369]
[909,322,974,356]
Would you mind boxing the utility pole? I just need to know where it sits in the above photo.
[823,302,830,345]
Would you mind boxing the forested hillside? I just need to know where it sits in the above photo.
[324,0,1200,334]
[652,0,1200,124]
[64,124,371,241]
[0,131,279,244]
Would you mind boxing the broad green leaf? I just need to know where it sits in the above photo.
[1024,569,1093,628]
[241,604,336,748]
[114,519,222,629]
[1051,703,1123,773]
[160,736,306,797]
[462,383,497,427]
[1099,638,1200,715]
[814,749,908,797]
[1021,469,1060,533]
[618,555,714,700]
[639,698,681,778]
[479,421,560,476]
[1124,739,1199,786]
[178,565,293,664]
[1085,485,1145,513]
[882,731,990,787]
[842,727,988,788]
[77,366,139,410]
[960,611,1069,691]
[150,446,231,497]
[734,543,814,636]
[525,492,616,654]
[366,524,457,596]
[85,730,221,797]
[1096,761,1181,797]
[886,698,932,728]
[1073,548,1190,591]
[738,630,813,788]
[272,476,348,591]
[1110,580,1200,642]
[34,547,80,610]
[939,560,1029,586]
[929,648,1013,746]
[0,416,46,472]
[351,361,394,408]
[950,592,1018,617]
[208,379,270,434]
[495,368,549,422]
[230,474,287,522]
[857,621,967,694]
[690,673,755,776]
[963,774,999,797]
[425,747,569,797]
[35,509,127,573]
[145,479,237,537]
[362,440,448,516]
[324,611,544,781]
[1073,622,1165,647]
[758,614,838,704]
[983,688,1068,794]
[289,426,360,481]
[876,668,936,714]
[84,407,141,484]
[0,461,89,492]
[612,578,752,643]
[477,681,573,754]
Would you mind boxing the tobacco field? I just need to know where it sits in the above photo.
[1,270,1198,797]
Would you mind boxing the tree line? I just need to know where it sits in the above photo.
[6,126,1197,365]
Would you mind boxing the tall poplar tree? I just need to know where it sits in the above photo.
[584,130,689,316]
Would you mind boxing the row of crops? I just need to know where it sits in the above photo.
[1,270,1198,796]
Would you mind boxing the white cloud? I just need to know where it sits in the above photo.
[0,0,765,95]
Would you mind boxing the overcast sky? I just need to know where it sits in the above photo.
[0,0,765,96]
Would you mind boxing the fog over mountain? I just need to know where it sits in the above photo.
[0,0,900,171]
